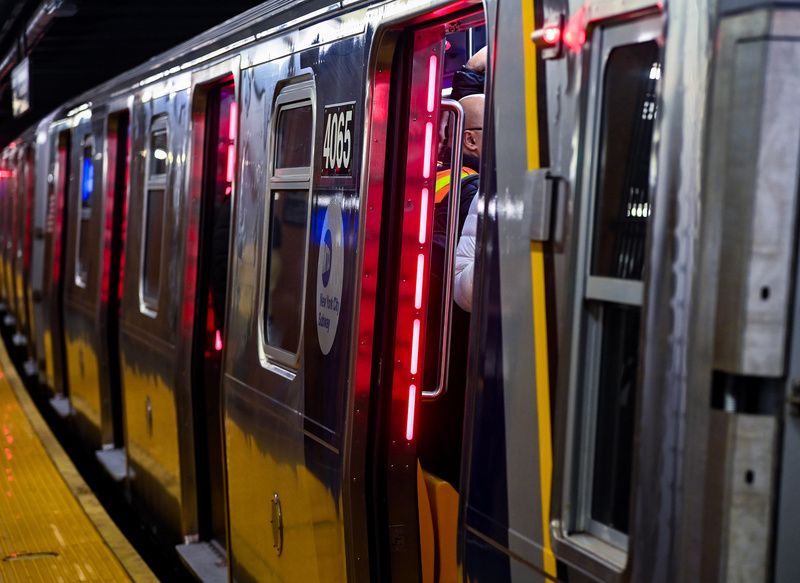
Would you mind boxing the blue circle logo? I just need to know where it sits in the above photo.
[322,229,333,287]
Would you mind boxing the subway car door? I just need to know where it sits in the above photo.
[460,3,666,583]
[457,0,558,579]
[42,129,71,405]
[31,124,53,381]
[13,147,31,345]
[357,4,489,582]
[5,151,19,326]
[19,146,37,356]
[63,117,108,449]
[95,109,131,475]
[175,72,237,577]
[0,157,8,311]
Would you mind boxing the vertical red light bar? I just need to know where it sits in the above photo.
[406,385,418,441]
[393,30,443,443]
[414,254,424,309]
[419,188,428,243]
[427,55,438,113]
[422,122,434,179]
[225,101,238,188]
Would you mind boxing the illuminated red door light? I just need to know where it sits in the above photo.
[426,55,438,113]
[225,101,238,186]
[419,189,429,244]
[414,254,425,309]
[410,319,421,375]
[542,26,560,45]
[406,384,418,441]
[422,122,434,179]
[215,329,223,351]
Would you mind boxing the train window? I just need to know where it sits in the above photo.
[274,105,313,170]
[567,17,661,560]
[141,115,168,314]
[590,43,659,282]
[75,134,94,287]
[261,81,315,363]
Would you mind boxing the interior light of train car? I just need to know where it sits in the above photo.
[0,170,11,179]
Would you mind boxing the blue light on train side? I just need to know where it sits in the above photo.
[82,156,93,202]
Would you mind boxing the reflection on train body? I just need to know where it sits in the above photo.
[0,1,798,583]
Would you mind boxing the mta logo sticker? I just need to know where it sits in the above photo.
[316,200,343,355]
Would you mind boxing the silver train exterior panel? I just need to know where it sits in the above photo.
[0,0,798,582]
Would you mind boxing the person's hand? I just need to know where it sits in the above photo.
[465,46,487,73]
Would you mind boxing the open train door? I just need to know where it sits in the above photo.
[357,3,490,582]
[176,67,239,580]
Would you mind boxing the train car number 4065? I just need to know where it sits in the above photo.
[321,102,355,177]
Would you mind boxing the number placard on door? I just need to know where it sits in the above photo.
[321,102,355,177]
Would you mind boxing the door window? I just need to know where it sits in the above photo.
[75,135,94,287]
[566,16,661,559]
[141,115,168,315]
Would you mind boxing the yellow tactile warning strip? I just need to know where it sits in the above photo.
[0,339,157,582]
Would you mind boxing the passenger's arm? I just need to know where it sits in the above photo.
[454,193,479,312]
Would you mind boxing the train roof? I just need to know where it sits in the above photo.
[6,0,342,147]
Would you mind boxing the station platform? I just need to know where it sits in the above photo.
[0,342,156,582]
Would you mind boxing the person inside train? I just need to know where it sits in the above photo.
[431,46,486,250]
[450,88,487,312]
[453,183,479,313]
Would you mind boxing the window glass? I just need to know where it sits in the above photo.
[76,137,94,284]
[591,41,659,281]
[150,128,168,176]
[264,189,308,353]
[81,148,94,210]
[142,188,164,304]
[142,116,168,311]
[275,105,313,169]
[583,40,660,539]
[590,303,640,533]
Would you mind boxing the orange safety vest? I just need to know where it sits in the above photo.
[434,167,478,204]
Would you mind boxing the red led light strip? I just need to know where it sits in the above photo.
[395,36,442,442]
[226,101,238,188]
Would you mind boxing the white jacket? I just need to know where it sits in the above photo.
[454,192,479,312]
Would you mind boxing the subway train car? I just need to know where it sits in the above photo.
[1,0,799,582]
